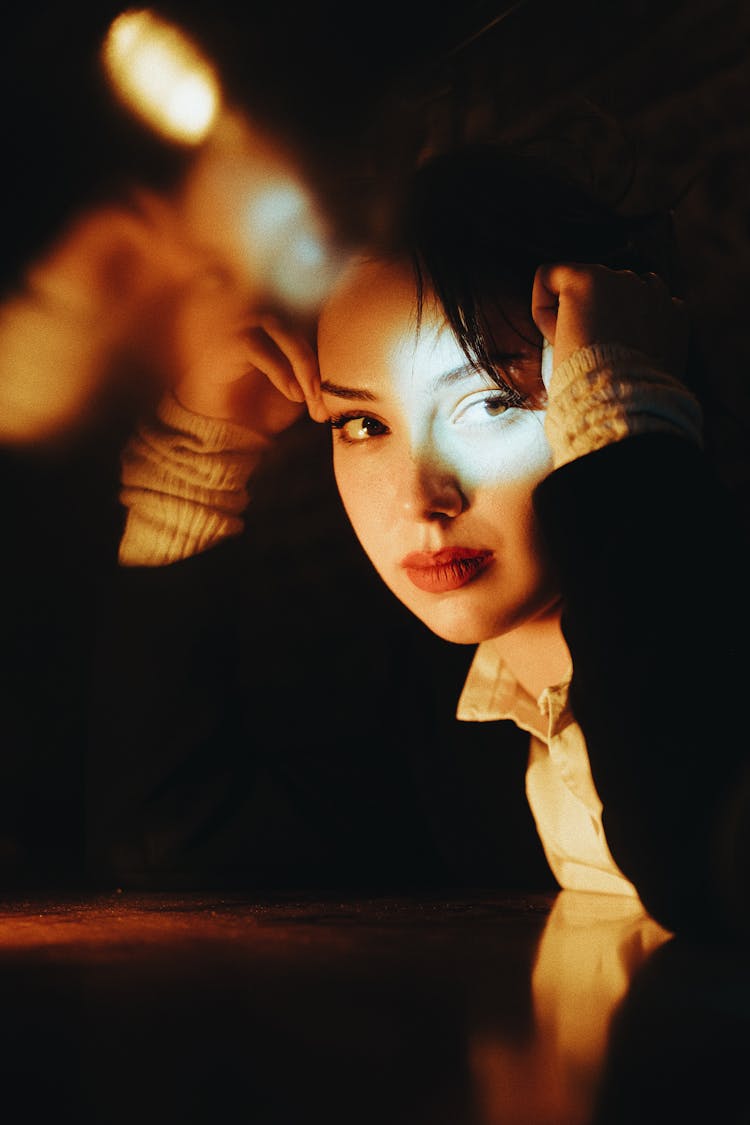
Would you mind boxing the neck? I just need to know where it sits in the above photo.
[493,605,571,701]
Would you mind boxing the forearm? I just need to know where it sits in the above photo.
[534,434,750,938]
[118,392,270,565]
[87,535,255,881]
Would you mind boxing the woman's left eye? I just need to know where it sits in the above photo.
[452,393,515,426]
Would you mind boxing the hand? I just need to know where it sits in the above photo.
[213,304,329,425]
[167,273,313,436]
[8,183,319,442]
[531,263,689,379]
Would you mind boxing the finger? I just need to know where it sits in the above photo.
[532,262,613,368]
[541,338,554,391]
[531,264,560,346]
[259,315,328,421]
[243,325,306,403]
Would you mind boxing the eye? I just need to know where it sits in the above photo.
[328,413,389,444]
[451,391,519,427]
[480,396,510,417]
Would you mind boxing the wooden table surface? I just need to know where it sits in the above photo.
[0,888,747,1124]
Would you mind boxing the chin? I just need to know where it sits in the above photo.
[429,625,490,645]
[408,602,508,646]
[385,574,519,645]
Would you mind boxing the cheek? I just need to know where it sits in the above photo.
[449,413,552,490]
[332,446,391,551]
[494,485,558,608]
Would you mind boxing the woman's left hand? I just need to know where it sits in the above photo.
[531,263,689,379]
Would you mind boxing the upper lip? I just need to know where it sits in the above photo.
[400,547,493,570]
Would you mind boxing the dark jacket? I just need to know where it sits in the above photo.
[534,432,750,939]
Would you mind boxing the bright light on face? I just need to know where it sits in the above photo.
[317,258,557,645]
[102,8,221,143]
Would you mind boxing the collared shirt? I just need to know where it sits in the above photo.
[456,637,639,898]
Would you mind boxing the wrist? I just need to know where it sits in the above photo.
[173,375,305,435]
[173,380,240,424]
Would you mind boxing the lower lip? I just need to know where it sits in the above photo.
[403,553,494,593]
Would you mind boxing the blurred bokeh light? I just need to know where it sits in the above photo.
[102,8,221,144]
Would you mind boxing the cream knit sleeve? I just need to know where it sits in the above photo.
[118,392,271,566]
[544,342,704,469]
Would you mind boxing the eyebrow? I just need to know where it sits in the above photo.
[319,361,506,403]
[319,380,378,402]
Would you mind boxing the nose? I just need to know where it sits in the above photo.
[399,452,467,520]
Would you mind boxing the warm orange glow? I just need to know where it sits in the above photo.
[469,892,671,1124]
[0,289,101,442]
[102,8,221,144]
[0,198,201,444]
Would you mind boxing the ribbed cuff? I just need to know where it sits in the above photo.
[119,392,271,566]
[545,343,704,468]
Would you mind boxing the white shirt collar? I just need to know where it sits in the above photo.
[456,637,573,742]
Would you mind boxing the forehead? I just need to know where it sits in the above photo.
[318,255,536,374]
[318,256,455,376]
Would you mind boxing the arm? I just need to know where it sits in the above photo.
[90,254,321,879]
[118,287,311,565]
[532,265,750,939]
[93,293,467,887]
[535,430,749,938]
[90,425,506,890]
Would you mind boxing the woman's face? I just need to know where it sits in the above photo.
[317,257,560,644]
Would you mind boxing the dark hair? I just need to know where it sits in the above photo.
[395,142,683,399]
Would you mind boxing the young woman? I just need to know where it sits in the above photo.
[287,143,749,940]
[111,141,749,938]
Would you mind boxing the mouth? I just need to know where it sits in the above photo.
[400,548,495,593]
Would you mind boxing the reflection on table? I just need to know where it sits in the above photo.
[0,888,746,1124]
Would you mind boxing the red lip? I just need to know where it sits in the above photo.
[400,548,495,593]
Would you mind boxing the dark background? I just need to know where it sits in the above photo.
[0,0,748,889]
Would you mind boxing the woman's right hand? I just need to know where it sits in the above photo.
[167,270,318,437]
[8,177,324,443]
